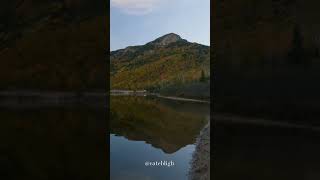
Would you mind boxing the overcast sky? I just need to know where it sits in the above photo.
[110,0,210,51]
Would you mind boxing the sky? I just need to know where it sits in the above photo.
[110,0,210,51]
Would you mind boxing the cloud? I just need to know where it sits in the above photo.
[111,0,161,15]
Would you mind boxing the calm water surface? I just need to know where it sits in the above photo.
[110,96,210,180]
[213,120,320,180]
[0,106,107,180]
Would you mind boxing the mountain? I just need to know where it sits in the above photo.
[110,33,210,97]
[0,0,107,91]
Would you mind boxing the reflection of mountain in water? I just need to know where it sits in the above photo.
[110,96,209,154]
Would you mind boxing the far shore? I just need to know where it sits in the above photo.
[156,95,210,103]
[0,90,107,95]
[110,89,210,103]
[0,89,210,107]
[0,91,107,108]
[213,113,320,131]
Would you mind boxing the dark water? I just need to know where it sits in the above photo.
[213,121,320,180]
[110,96,210,180]
[0,106,107,180]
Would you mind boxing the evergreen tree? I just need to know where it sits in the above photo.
[200,69,206,82]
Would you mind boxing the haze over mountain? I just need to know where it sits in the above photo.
[110,33,210,97]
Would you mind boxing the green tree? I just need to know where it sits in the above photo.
[200,69,206,82]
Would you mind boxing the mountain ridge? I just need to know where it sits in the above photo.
[111,33,208,53]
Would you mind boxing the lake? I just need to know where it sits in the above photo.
[3,96,318,179]
[0,96,209,180]
[213,120,320,180]
[110,96,210,180]
[0,106,107,180]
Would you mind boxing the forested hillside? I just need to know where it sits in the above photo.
[110,33,210,98]
[213,0,320,124]
[0,0,107,91]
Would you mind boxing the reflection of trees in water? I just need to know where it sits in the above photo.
[110,96,209,154]
[214,123,320,180]
[0,108,107,180]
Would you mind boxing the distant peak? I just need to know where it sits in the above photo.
[161,33,182,39]
[149,33,186,46]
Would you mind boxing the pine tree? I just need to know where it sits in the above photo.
[200,69,206,82]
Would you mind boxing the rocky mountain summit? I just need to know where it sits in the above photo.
[148,33,187,46]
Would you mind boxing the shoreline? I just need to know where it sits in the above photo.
[156,95,210,103]
[0,90,210,106]
[213,113,320,131]
[110,90,210,104]
[0,91,107,108]
[189,122,210,180]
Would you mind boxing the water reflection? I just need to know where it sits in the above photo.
[0,107,107,180]
[110,96,209,153]
[110,96,210,180]
[213,121,320,180]
[110,135,195,180]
